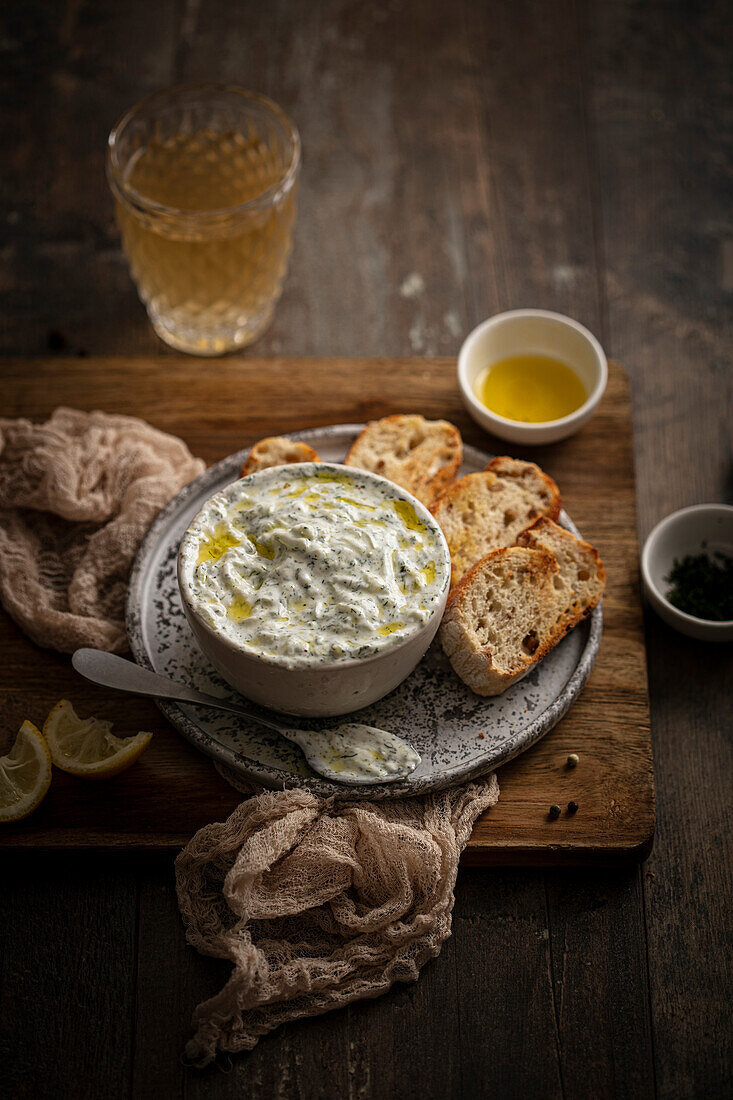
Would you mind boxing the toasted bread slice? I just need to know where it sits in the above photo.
[240,437,320,477]
[439,546,561,695]
[430,459,561,586]
[485,456,562,517]
[440,521,605,696]
[516,517,606,629]
[344,414,462,507]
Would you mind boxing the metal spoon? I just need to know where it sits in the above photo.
[71,649,421,786]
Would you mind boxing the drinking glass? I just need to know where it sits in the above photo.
[107,84,300,355]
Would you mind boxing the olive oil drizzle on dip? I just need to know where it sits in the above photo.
[179,463,449,667]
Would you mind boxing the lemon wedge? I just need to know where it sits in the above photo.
[0,720,52,822]
[43,700,152,779]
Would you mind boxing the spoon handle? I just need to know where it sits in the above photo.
[71,649,418,788]
[71,648,290,736]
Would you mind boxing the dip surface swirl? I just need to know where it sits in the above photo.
[178,463,450,666]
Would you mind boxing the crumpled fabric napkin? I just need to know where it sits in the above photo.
[175,778,499,1065]
[0,407,204,652]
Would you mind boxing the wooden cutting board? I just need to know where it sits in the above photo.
[0,357,653,865]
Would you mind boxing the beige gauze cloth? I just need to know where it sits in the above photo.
[0,407,205,652]
[0,407,499,1064]
[175,778,499,1065]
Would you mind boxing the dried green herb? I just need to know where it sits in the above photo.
[665,550,733,621]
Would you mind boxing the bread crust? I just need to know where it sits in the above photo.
[240,437,320,477]
[517,516,606,628]
[440,546,562,695]
[430,459,562,586]
[440,518,606,696]
[344,414,462,506]
[484,456,562,521]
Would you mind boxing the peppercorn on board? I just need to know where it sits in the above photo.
[0,357,653,865]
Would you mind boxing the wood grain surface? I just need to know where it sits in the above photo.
[0,356,653,864]
[1,1,730,1097]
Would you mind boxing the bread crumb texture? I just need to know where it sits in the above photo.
[345,414,462,507]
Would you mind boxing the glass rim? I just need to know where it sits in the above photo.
[106,83,301,223]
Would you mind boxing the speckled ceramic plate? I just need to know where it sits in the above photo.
[126,425,602,800]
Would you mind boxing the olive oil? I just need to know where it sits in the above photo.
[476,355,587,423]
[197,525,241,565]
[392,500,427,532]
[227,597,253,622]
[377,622,406,636]
[250,536,276,560]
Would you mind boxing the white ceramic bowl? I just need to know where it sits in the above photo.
[458,309,608,444]
[641,504,733,642]
[177,464,452,716]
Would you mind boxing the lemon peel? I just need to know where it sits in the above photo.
[43,699,152,779]
[0,720,52,822]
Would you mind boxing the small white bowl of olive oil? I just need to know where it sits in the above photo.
[458,309,608,444]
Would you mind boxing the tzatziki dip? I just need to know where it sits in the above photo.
[178,463,450,667]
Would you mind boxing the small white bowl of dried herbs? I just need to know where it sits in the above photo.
[641,504,733,641]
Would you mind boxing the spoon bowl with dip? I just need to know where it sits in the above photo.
[71,648,421,785]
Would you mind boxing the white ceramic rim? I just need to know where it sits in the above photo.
[458,308,608,431]
[641,503,733,629]
[177,461,452,671]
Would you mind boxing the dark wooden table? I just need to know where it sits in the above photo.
[1,2,730,1097]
